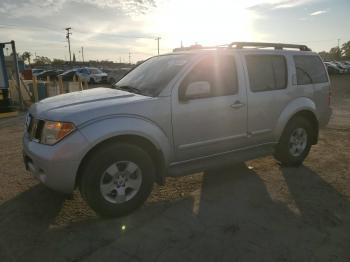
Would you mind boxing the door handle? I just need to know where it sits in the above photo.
[231,101,245,109]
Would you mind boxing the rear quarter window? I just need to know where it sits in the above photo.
[294,55,328,85]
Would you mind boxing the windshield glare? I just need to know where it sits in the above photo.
[115,54,192,96]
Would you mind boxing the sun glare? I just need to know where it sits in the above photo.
[151,0,254,49]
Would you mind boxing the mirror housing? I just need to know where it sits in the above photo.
[180,81,211,101]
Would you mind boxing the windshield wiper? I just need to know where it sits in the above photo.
[114,85,143,95]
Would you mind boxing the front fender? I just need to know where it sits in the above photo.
[78,115,173,165]
[274,97,317,141]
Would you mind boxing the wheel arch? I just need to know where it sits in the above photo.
[278,109,319,145]
[75,134,166,190]
[275,98,319,145]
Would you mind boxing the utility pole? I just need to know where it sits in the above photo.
[337,38,341,49]
[128,51,131,64]
[155,37,161,55]
[81,46,84,63]
[10,40,23,110]
[65,27,72,63]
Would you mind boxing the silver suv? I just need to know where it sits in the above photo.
[23,42,332,217]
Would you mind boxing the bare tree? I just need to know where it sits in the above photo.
[21,51,32,65]
[329,47,342,60]
[341,41,350,58]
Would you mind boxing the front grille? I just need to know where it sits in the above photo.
[27,115,44,141]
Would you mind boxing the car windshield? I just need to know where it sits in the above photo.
[115,54,192,96]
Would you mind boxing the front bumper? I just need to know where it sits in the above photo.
[95,76,108,83]
[22,129,89,194]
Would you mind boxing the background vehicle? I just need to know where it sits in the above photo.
[36,69,64,81]
[57,69,77,81]
[76,67,108,84]
[332,61,350,73]
[324,62,346,74]
[31,68,44,76]
[23,42,332,217]
[103,68,131,84]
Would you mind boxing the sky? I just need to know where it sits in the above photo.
[0,0,349,63]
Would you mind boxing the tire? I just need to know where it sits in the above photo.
[274,117,313,167]
[89,78,95,84]
[80,143,155,217]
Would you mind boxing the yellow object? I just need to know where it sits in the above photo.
[0,111,18,119]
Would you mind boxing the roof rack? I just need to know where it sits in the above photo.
[229,42,311,51]
[173,42,312,52]
[173,44,228,52]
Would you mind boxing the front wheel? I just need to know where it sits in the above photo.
[274,117,313,167]
[80,143,155,217]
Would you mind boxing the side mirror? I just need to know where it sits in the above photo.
[181,81,211,101]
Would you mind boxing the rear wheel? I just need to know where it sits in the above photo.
[80,143,155,217]
[274,117,313,167]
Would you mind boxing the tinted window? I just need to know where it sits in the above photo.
[246,55,287,92]
[181,55,238,99]
[294,55,328,85]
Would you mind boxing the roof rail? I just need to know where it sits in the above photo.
[172,42,312,52]
[173,44,228,52]
[229,42,311,51]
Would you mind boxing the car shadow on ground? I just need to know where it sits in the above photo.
[0,185,65,260]
[0,163,349,262]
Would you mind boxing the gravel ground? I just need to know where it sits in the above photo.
[0,75,349,262]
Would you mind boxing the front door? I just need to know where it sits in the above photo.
[171,53,248,161]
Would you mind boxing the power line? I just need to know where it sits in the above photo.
[0,23,156,39]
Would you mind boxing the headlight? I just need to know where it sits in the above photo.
[41,121,75,145]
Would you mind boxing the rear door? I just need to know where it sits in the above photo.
[242,51,291,144]
[171,53,248,161]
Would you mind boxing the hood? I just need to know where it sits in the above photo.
[29,87,152,125]
[95,72,108,76]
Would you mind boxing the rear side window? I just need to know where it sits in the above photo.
[294,55,328,85]
[246,55,287,92]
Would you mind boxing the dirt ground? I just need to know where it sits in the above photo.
[0,75,349,262]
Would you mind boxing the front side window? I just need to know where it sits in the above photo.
[294,55,328,85]
[246,55,287,92]
[180,54,238,99]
